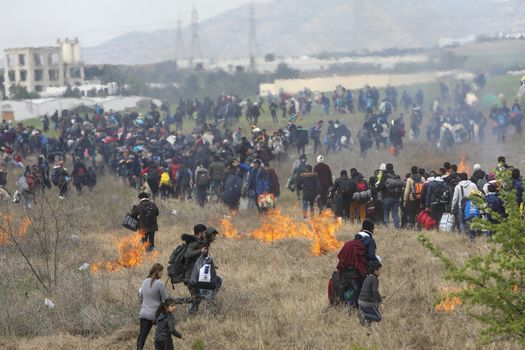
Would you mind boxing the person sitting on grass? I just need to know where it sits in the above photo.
[358,260,383,328]
[154,298,183,350]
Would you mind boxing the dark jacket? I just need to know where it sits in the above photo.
[297,171,321,201]
[314,163,333,190]
[131,198,159,232]
[154,312,182,342]
[358,274,382,304]
[354,230,378,263]
[332,176,356,198]
[377,170,401,199]
[182,234,207,281]
[267,168,281,198]
[513,178,524,206]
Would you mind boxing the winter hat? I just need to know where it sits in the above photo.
[317,155,324,163]
[379,163,387,171]
[473,164,482,171]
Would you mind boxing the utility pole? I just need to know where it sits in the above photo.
[248,2,257,71]
[175,16,184,62]
[190,6,201,68]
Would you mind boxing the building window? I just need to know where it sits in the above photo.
[35,85,44,93]
[8,70,15,81]
[18,54,25,66]
[48,53,59,65]
[49,69,59,81]
[34,53,44,66]
[20,70,27,82]
[7,54,16,67]
[35,70,43,81]
[70,66,82,79]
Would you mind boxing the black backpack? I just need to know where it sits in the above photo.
[167,244,188,284]
[141,201,157,226]
[340,179,353,196]
[223,174,242,203]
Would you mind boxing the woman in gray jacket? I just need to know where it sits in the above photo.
[137,263,168,350]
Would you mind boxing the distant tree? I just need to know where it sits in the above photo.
[194,62,205,71]
[274,63,299,79]
[235,65,245,73]
[183,73,200,96]
[8,84,39,100]
[264,53,276,62]
[438,51,468,70]
[0,69,5,100]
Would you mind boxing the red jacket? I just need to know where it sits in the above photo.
[336,240,367,278]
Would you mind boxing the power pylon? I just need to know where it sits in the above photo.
[190,7,201,68]
[248,2,257,71]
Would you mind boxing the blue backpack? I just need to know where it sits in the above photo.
[464,199,480,221]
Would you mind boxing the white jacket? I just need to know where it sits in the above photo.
[452,180,478,211]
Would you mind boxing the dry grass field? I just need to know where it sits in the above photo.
[0,127,524,350]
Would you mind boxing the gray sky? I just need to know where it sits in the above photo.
[0,0,255,50]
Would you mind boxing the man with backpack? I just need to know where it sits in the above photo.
[297,165,321,220]
[51,161,69,199]
[332,170,355,220]
[452,173,478,232]
[403,166,425,228]
[72,159,88,195]
[377,163,403,228]
[131,192,160,252]
[349,169,370,224]
[194,163,210,208]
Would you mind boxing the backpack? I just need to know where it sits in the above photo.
[464,199,480,221]
[411,176,424,200]
[77,167,85,177]
[418,209,437,230]
[309,127,317,139]
[140,201,157,226]
[356,179,367,192]
[385,176,404,197]
[160,172,172,186]
[340,179,353,196]
[167,244,188,284]
[196,169,210,187]
[328,271,343,306]
[223,174,242,203]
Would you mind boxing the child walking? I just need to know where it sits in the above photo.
[154,298,183,350]
[358,260,383,328]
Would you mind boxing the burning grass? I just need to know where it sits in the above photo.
[435,287,463,313]
[90,231,158,273]
[220,209,343,256]
[0,215,31,245]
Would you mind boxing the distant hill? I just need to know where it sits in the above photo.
[83,0,525,65]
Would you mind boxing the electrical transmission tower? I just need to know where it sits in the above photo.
[190,7,201,68]
[248,2,257,71]
[175,16,184,61]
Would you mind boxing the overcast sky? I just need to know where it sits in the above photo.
[0,0,256,50]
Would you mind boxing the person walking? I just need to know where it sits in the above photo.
[313,155,333,211]
[131,192,160,252]
[377,163,403,228]
[153,298,183,350]
[297,164,321,220]
[403,166,425,228]
[137,263,168,350]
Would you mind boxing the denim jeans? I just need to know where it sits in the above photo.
[383,196,400,228]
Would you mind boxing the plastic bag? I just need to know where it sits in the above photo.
[189,255,217,290]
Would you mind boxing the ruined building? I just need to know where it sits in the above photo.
[3,38,85,95]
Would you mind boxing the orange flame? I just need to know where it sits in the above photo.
[435,287,462,312]
[222,209,343,256]
[0,215,31,245]
[219,217,242,240]
[91,231,158,273]
[457,156,469,176]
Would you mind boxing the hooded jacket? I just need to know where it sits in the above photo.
[452,180,478,212]
[354,230,378,263]
[182,234,207,281]
[154,312,182,342]
[403,173,425,202]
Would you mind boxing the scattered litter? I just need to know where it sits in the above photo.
[79,263,90,271]
[171,209,178,216]
[70,234,79,241]
[44,298,55,309]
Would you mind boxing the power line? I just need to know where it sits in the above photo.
[190,6,202,68]
[248,2,257,71]
[175,16,184,61]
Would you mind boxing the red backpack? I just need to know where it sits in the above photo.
[417,209,437,230]
[356,179,367,192]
